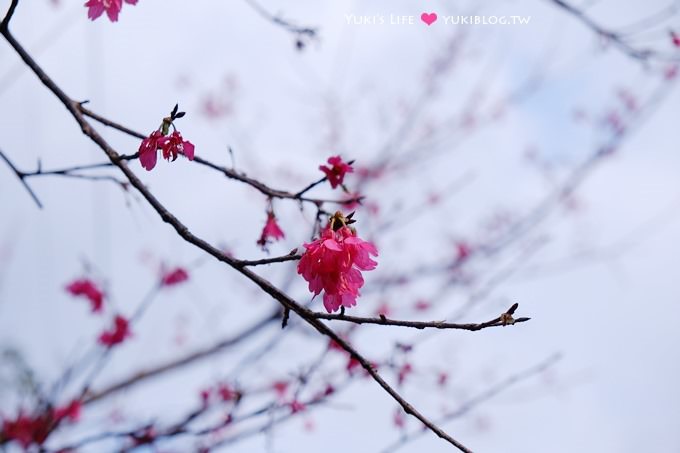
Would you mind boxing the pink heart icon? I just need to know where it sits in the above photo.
[421,12,437,26]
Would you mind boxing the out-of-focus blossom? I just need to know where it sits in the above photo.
[161,267,189,287]
[65,278,105,313]
[319,156,353,189]
[257,212,285,250]
[85,0,137,22]
[98,315,131,347]
[2,400,81,449]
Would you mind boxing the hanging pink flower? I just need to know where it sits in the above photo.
[319,156,353,189]
[297,213,377,313]
[159,131,195,162]
[65,278,105,313]
[98,315,132,347]
[138,105,195,171]
[85,0,137,22]
[139,130,164,171]
[257,212,285,250]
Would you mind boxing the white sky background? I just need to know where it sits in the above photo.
[1,0,680,452]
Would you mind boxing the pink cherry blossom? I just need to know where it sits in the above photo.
[98,315,132,347]
[65,278,105,313]
[85,0,137,22]
[297,216,377,313]
[257,212,285,250]
[139,130,163,171]
[159,131,195,162]
[319,155,353,189]
[139,130,194,171]
[161,267,189,287]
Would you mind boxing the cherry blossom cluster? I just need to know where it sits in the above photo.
[298,211,378,313]
[139,105,195,171]
[1,400,80,449]
[85,0,138,22]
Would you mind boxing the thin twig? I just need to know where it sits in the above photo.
[0,148,43,208]
[313,303,530,331]
[547,0,680,62]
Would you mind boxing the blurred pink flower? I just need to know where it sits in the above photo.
[161,267,189,287]
[257,212,285,250]
[319,155,353,189]
[85,0,137,22]
[65,278,105,313]
[98,315,131,346]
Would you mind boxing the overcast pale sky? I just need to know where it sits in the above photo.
[1,0,680,452]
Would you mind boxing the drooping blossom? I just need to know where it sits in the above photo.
[98,315,132,347]
[159,131,195,162]
[161,267,189,287]
[319,155,353,189]
[138,106,194,171]
[139,130,164,171]
[85,0,137,22]
[257,212,285,250]
[297,212,377,313]
[65,278,105,313]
